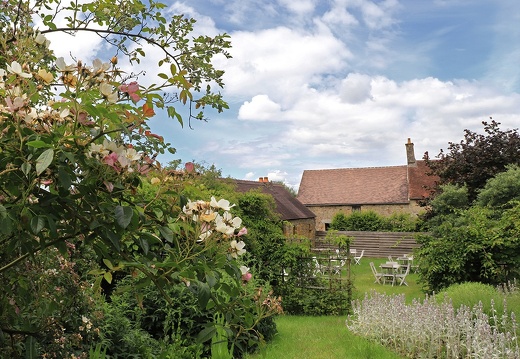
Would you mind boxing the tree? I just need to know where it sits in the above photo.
[424,120,520,202]
[416,166,520,292]
[416,203,520,292]
[476,164,520,209]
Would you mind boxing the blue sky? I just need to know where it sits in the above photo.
[48,0,520,190]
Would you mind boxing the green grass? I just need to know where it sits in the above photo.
[245,257,422,359]
[349,257,425,303]
[245,316,404,359]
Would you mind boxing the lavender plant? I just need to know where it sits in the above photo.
[346,291,520,358]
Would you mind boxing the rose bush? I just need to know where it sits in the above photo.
[0,1,280,357]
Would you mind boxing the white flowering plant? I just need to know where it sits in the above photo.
[0,0,283,357]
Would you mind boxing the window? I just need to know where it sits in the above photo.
[352,205,361,212]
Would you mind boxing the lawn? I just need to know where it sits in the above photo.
[245,316,404,359]
[350,257,424,303]
[245,257,420,359]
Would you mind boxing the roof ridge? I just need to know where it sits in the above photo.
[303,165,407,173]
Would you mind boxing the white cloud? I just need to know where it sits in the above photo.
[278,0,315,16]
[218,26,351,104]
[238,95,282,121]
[340,73,373,103]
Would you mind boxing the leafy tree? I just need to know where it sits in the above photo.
[417,167,520,292]
[429,184,470,216]
[476,164,520,209]
[424,120,520,202]
[416,203,520,292]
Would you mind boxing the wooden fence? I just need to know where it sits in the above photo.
[314,231,421,258]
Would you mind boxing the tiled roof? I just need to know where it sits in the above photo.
[297,166,409,205]
[408,160,439,199]
[232,180,316,220]
[297,161,437,206]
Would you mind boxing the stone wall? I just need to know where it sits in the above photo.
[308,200,425,231]
[283,218,316,239]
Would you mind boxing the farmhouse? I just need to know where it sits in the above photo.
[232,178,316,239]
[297,139,438,231]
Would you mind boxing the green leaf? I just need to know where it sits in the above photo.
[0,204,6,219]
[104,229,121,252]
[138,237,149,255]
[21,162,31,177]
[58,167,72,190]
[140,232,162,244]
[115,206,133,229]
[197,282,211,309]
[115,276,151,294]
[103,258,114,270]
[196,325,216,344]
[26,140,52,148]
[35,149,54,175]
[205,271,218,288]
[30,216,46,235]
[88,269,106,276]
[159,226,174,242]
[0,217,12,235]
[47,217,58,238]
[25,335,38,359]
[56,240,68,255]
[103,271,113,284]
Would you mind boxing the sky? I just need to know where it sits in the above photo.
[46,0,520,190]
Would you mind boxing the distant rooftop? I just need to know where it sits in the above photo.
[232,179,316,220]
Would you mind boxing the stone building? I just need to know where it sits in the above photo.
[297,139,438,231]
[232,178,316,239]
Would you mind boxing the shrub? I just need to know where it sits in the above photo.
[435,282,506,317]
[330,211,420,232]
[347,291,520,358]
[275,254,352,316]
[97,271,280,359]
[331,211,383,231]
[417,203,520,292]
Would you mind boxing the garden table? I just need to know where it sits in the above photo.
[379,262,400,285]
[397,255,418,273]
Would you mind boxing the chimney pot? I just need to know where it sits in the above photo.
[405,138,416,166]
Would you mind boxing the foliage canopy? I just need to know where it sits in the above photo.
[424,120,520,202]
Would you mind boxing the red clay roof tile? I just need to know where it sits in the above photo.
[297,161,438,205]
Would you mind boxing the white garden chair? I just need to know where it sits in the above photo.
[312,257,324,276]
[369,262,383,284]
[395,264,410,286]
[353,250,364,265]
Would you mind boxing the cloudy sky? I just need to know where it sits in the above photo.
[48,0,520,190]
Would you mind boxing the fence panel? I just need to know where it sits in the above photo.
[314,231,421,258]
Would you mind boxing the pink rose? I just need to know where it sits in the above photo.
[242,272,252,282]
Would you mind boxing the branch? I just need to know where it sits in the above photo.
[40,27,183,69]
[0,233,83,273]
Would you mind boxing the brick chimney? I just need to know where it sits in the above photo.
[258,177,269,182]
[405,138,416,166]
